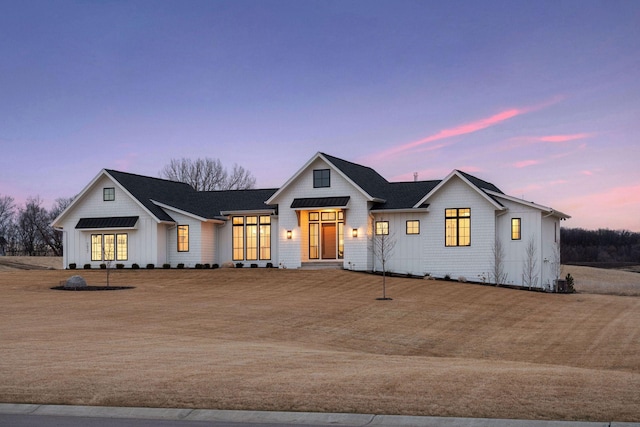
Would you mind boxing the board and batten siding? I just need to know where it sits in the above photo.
[422,175,497,281]
[372,211,429,276]
[58,175,159,268]
[272,157,371,270]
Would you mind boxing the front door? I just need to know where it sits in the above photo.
[321,223,337,259]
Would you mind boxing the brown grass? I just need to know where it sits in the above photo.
[1,267,639,421]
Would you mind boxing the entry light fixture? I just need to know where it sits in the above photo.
[286,230,292,240]
[352,228,358,238]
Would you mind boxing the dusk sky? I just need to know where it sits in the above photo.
[2,1,639,231]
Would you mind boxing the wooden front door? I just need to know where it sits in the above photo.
[321,223,337,259]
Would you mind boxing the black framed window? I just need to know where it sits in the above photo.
[313,169,330,188]
[445,208,470,246]
[103,187,115,201]
[511,218,521,240]
[406,220,420,235]
[177,225,189,252]
[375,221,389,235]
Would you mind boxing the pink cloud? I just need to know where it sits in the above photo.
[513,160,539,168]
[581,170,594,176]
[365,95,565,163]
[562,185,640,231]
[536,133,591,143]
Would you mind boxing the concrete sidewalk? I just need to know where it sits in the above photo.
[1,403,637,427]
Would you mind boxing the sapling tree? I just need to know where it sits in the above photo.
[522,236,539,290]
[491,237,508,286]
[549,241,562,290]
[371,220,396,300]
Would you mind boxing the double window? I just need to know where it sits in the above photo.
[232,216,271,261]
[91,233,128,261]
[445,208,470,246]
[313,169,330,188]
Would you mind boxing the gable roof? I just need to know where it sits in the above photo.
[371,180,440,211]
[320,153,390,200]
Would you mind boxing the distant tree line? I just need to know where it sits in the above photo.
[0,195,73,256]
[561,227,640,266]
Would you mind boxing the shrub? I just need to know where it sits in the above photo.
[100,263,107,269]
[204,263,211,269]
[116,264,125,269]
[444,274,451,281]
[212,264,219,269]
[566,273,575,293]
[146,263,155,269]
[177,263,185,269]
[68,263,76,270]
[235,262,244,268]
[195,263,203,269]
[131,263,140,269]
[250,263,258,268]
[266,262,273,268]
[84,264,91,270]
[163,263,171,269]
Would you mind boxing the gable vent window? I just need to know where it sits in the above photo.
[313,169,330,188]
[103,187,115,201]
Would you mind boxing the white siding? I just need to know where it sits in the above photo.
[372,211,429,276]
[422,176,497,281]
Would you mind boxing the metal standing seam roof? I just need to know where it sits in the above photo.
[76,216,139,229]
[290,196,351,209]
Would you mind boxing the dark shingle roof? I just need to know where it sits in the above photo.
[371,181,440,210]
[106,170,196,221]
[190,189,278,218]
[457,170,503,194]
[320,153,389,199]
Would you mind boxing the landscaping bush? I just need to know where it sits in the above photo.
[131,263,140,269]
[251,263,258,268]
[235,262,244,268]
[68,263,76,270]
[266,262,274,268]
[212,264,219,269]
[204,263,211,269]
[195,263,203,269]
[116,264,125,269]
[163,263,171,269]
[177,263,185,269]
[146,263,155,269]
[100,263,107,269]
[83,264,91,270]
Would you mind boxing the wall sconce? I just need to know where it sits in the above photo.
[352,228,358,238]
[286,230,292,240]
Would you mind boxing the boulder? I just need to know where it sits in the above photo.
[65,275,87,288]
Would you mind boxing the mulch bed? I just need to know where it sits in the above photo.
[50,286,135,291]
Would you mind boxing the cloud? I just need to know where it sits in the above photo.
[366,95,565,163]
[513,160,539,168]
[536,133,592,143]
[562,185,640,231]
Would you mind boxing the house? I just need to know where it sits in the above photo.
[52,152,570,289]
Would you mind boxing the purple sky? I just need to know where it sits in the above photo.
[2,1,639,231]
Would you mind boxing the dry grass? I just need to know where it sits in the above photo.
[563,264,640,296]
[1,267,639,422]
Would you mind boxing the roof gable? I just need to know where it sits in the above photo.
[413,170,505,210]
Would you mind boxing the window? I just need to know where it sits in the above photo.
[177,225,189,252]
[375,221,389,235]
[406,220,420,235]
[511,218,521,240]
[232,217,244,260]
[445,208,470,246]
[103,187,115,201]
[313,169,330,188]
[233,215,271,261]
[91,233,128,261]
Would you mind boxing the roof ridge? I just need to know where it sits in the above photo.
[105,169,190,186]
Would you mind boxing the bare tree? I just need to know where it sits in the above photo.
[47,197,74,256]
[160,157,256,191]
[548,241,562,291]
[371,221,396,300]
[0,195,15,255]
[490,237,508,286]
[17,197,47,255]
[522,236,539,290]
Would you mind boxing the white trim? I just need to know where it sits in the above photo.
[485,190,571,219]
[370,208,430,214]
[152,200,225,224]
[220,209,277,216]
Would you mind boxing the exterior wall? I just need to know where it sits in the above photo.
[270,157,371,270]
[57,175,159,268]
[371,211,429,276]
[166,211,204,267]
[422,176,497,281]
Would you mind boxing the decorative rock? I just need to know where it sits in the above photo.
[221,261,235,268]
[65,275,87,288]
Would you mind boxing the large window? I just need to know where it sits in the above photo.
[103,187,115,201]
[177,225,189,252]
[511,218,521,240]
[91,233,128,261]
[233,215,271,261]
[406,220,420,235]
[375,221,389,235]
[445,208,470,246]
[313,169,330,188]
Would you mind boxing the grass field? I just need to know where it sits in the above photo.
[0,259,639,421]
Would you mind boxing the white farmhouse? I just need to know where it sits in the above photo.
[52,152,569,289]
